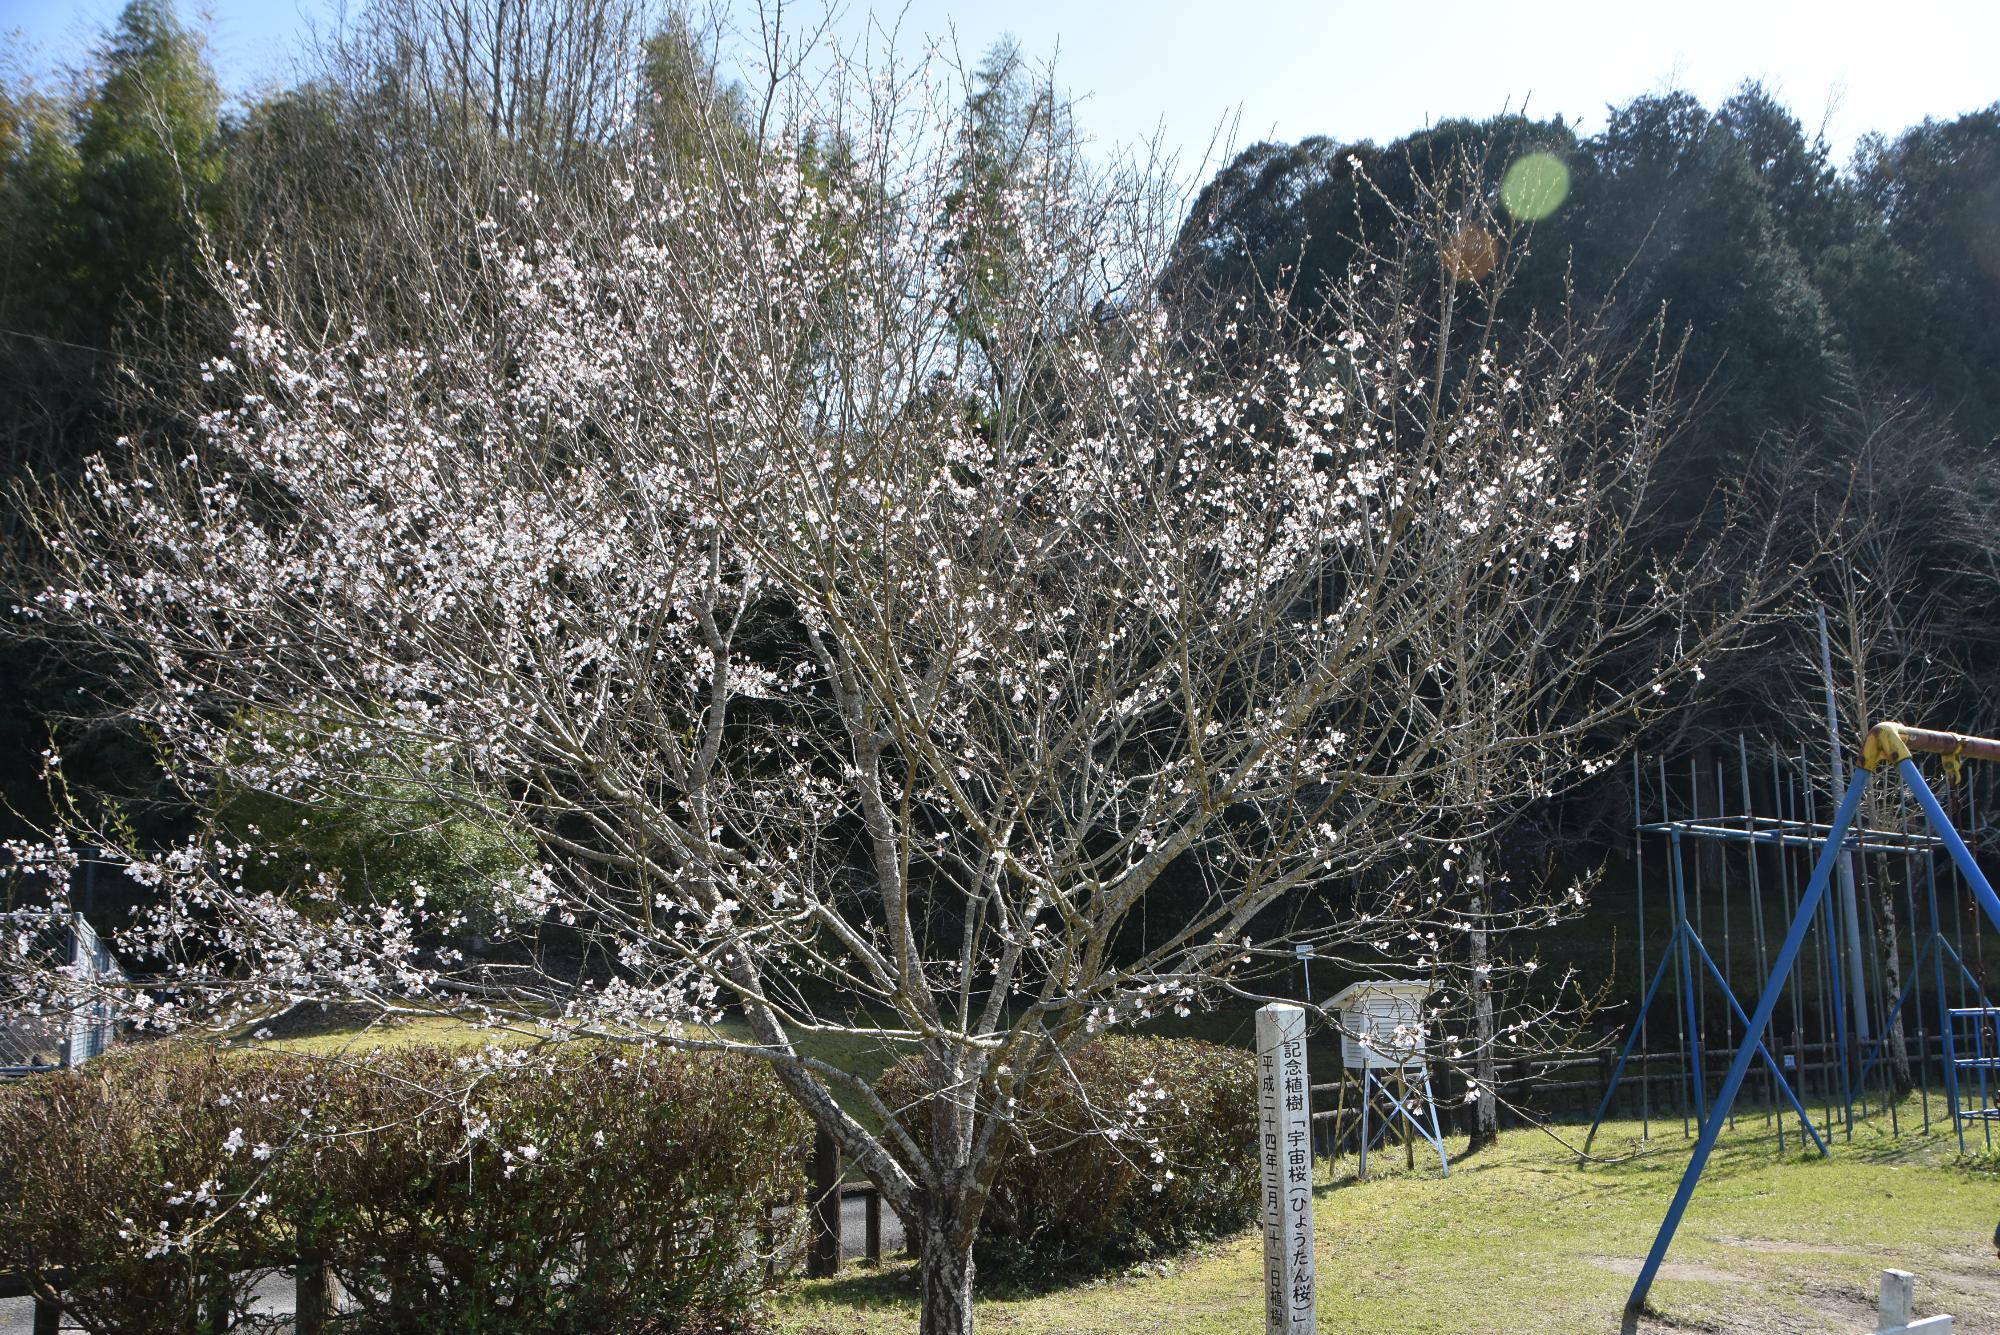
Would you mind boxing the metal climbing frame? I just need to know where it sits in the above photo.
[1627,722,2000,1317]
[1590,741,1951,1155]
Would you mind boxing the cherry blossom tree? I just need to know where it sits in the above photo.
[5,50,1774,1334]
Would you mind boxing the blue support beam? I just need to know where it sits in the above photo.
[1898,759,2000,936]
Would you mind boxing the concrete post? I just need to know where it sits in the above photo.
[1878,1268,1953,1333]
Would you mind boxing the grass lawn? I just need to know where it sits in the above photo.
[774,1100,2000,1334]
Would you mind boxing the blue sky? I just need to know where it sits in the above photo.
[6,0,1997,179]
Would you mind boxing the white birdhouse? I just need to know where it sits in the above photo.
[1327,980,1432,1071]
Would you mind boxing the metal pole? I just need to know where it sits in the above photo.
[1585,930,1685,1152]
[1774,747,1810,1142]
[1863,852,1889,1129]
[1800,748,1841,1137]
[1715,756,1736,1130]
[1899,757,2000,936]
[1910,853,1932,1133]
[1972,767,1987,996]
[1898,754,2000,1152]
[1635,752,1652,1140]
[1964,772,1991,1150]
[1625,766,1872,1317]
[1684,930,1828,1154]
[1739,737,1777,1132]
[1670,829,1705,1124]
[1663,757,1692,1137]
[1926,826,1965,1152]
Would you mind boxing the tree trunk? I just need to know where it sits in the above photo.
[1878,881,1911,1094]
[915,1038,982,1335]
[916,1199,975,1335]
[1466,854,1500,1152]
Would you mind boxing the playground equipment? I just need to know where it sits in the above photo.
[1327,980,1449,1178]
[1627,722,2000,1316]
[1588,741,1966,1154]
[1594,736,1998,1152]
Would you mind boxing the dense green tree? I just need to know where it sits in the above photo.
[1715,83,1850,263]
[65,0,225,336]
[0,2,227,842]
[0,0,224,395]
[1568,92,1836,452]
[1840,106,2000,447]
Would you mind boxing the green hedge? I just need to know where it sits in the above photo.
[0,1042,809,1334]
[882,1035,1258,1279]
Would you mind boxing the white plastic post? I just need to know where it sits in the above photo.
[1256,1003,1316,1335]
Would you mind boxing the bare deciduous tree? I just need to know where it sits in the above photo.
[7,48,1772,1335]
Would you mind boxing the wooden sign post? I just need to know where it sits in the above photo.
[1257,1002,1316,1334]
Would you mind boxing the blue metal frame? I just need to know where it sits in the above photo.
[1853,880,1994,1153]
[1626,757,2000,1316]
[1947,1007,2000,1145]
[1584,822,1829,1155]
[1583,896,1828,1155]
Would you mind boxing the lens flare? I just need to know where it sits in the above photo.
[1502,152,1570,222]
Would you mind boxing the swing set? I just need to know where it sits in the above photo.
[1627,722,2000,1316]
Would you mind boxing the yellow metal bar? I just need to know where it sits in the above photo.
[1860,722,2000,773]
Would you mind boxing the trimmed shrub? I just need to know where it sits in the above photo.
[0,1041,810,1334]
[0,1046,305,1334]
[302,1044,810,1334]
[881,1035,1257,1279]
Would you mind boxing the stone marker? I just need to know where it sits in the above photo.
[1256,1003,1316,1335]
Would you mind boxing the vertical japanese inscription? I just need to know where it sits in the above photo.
[1256,1003,1316,1334]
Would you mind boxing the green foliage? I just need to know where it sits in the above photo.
[0,1041,811,1334]
[946,40,1066,340]
[1576,91,1837,447]
[883,1036,1257,1280]
[2,0,224,349]
[638,12,754,169]
[774,1103,2000,1335]
[71,1,225,330]
[1842,104,2000,446]
[0,2,229,841]
[203,710,529,931]
[216,774,525,931]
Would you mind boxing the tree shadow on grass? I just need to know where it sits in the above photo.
[782,1234,1247,1318]
[782,1259,923,1317]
